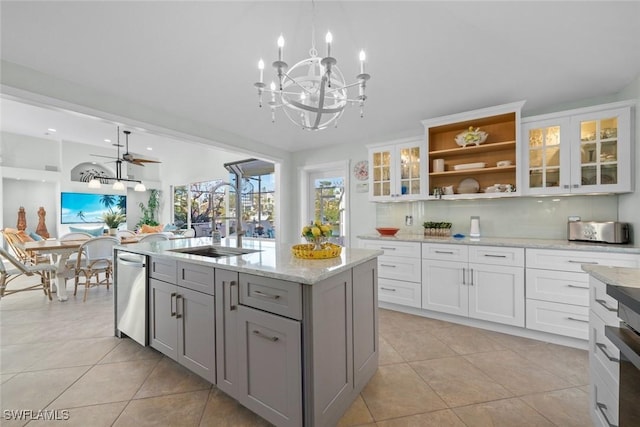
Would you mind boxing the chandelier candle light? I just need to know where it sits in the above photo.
[254,22,370,131]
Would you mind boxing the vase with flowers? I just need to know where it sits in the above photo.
[301,221,333,250]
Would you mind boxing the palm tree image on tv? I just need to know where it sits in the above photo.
[61,192,127,224]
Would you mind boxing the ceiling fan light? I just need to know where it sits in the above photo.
[112,181,126,191]
[134,182,146,192]
[88,178,102,189]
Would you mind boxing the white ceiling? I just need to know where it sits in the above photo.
[1,1,640,154]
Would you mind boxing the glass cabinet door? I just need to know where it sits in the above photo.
[522,118,570,194]
[578,116,618,188]
[371,148,392,197]
[398,145,421,196]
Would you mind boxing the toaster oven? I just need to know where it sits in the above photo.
[568,221,629,244]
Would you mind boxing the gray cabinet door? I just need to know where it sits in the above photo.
[149,278,177,359]
[215,269,239,397]
[237,305,302,427]
[177,286,215,383]
[353,259,378,390]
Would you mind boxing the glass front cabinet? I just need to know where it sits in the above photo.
[368,139,425,201]
[521,102,633,195]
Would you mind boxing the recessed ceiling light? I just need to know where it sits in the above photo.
[104,139,111,143]
[47,128,57,132]
[146,147,153,151]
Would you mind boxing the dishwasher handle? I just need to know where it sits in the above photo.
[117,255,146,268]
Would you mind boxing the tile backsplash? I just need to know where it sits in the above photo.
[376,195,619,239]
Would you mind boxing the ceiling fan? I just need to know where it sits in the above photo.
[91,128,161,167]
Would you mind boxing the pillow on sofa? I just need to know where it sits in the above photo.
[69,226,104,237]
[140,224,163,234]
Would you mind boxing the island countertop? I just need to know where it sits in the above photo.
[116,237,383,285]
[583,264,640,315]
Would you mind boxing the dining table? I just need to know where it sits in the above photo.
[19,234,178,301]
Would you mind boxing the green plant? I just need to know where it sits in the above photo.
[423,221,452,229]
[101,209,126,229]
[137,189,160,227]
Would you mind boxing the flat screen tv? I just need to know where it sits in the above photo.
[61,192,127,224]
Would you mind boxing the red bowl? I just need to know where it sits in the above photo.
[376,227,400,236]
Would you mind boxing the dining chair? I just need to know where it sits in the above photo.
[58,232,92,286]
[116,230,137,239]
[1,229,54,291]
[74,236,119,302]
[138,233,170,243]
[182,228,195,237]
[0,247,57,300]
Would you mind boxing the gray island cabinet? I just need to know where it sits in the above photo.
[117,238,381,427]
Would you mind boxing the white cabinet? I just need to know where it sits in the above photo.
[215,269,239,398]
[521,101,633,195]
[360,240,421,308]
[367,139,426,201]
[525,248,639,340]
[422,244,525,327]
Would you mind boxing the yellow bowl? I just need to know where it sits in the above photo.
[291,243,342,259]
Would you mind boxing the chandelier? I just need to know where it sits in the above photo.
[253,5,370,131]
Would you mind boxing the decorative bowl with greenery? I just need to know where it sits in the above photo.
[102,209,126,231]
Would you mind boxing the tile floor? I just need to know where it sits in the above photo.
[0,277,592,426]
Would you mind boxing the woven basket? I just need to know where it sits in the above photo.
[291,243,342,259]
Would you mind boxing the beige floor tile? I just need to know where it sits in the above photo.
[376,409,467,427]
[1,342,51,373]
[1,373,16,384]
[481,330,547,353]
[99,338,163,364]
[520,387,591,427]
[453,398,555,426]
[360,363,446,421]
[199,387,273,426]
[464,350,572,396]
[29,337,120,370]
[517,342,589,386]
[26,402,127,426]
[133,357,211,399]
[1,366,90,418]
[337,395,374,427]
[378,309,453,336]
[429,324,506,355]
[378,336,404,366]
[383,329,456,362]
[410,356,512,407]
[49,359,159,409]
[114,389,209,427]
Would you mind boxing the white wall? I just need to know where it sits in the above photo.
[616,73,640,242]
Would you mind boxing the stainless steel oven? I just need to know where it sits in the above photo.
[605,302,640,426]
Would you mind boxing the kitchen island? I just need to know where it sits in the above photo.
[114,237,382,427]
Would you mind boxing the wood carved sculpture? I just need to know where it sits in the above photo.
[36,207,50,238]
[16,207,27,231]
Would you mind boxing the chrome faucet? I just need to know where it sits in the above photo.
[210,181,244,248]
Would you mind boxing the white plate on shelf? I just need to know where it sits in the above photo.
[453,162,486,171]
[457,178,480,194]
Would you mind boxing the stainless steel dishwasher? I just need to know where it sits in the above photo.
[114,249,148,346]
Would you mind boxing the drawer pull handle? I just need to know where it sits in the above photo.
[253,290,280,300]
[567,316,588,323]
[253,330,279,342]
[435,250,454,254]
[380,247,397,250]
[567,284,589,289]
[596,299,617,312]
[380,287,397,292]
[483,254,507,258]
[380,264,397,268]
[596,402,618,427]
[568,260,598,265]
[596,342,620,363]
[170,292,177,317]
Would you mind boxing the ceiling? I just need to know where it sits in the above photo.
[1,1,640,154]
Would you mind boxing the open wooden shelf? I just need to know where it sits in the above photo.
[429,141,516,157]
[429,165,516,177]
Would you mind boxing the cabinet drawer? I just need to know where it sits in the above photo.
[590,368,619,427]
[422,243,468,262]
[177,262,214,295]
[378,256,421,283]
[239,274,302,320]
[526,299,589,340]
[526,269,590,306]
[378,278,421,308]
[590,276,619,325]
[149,256,177,283]
[469,246,524,267]
[526,249,640,272]
[590,309,620,390]
[361,240,421,258]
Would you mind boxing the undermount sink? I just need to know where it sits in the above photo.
[169,246,260,258]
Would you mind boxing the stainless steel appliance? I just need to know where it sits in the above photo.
[568,221,630,244]
[114,250,148,346]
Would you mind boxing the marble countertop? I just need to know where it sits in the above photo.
[358,234,640,254]
[117,237,383,285]
[583,265,640,316]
